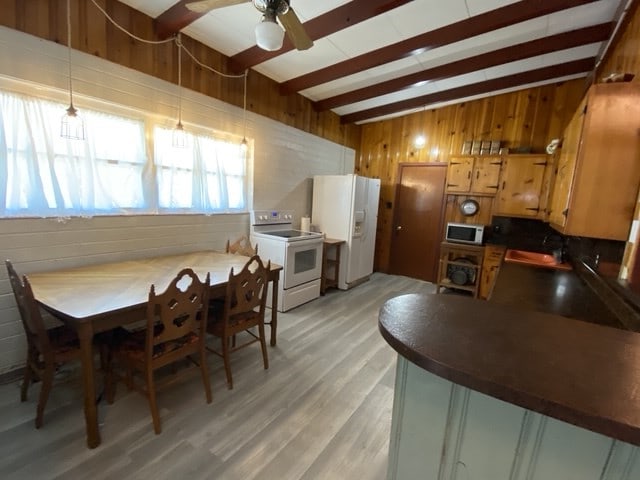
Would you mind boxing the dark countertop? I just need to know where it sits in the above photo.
[490,262,626,330]
[378,293,640,446]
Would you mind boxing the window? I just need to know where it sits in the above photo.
[154,127,246,212]
[0,90,247,217]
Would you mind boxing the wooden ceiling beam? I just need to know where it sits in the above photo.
[340,57,596,124]
[316,23,613,111]
[155,0,207,39]
[280,0,600,95]
[227,0,413,73]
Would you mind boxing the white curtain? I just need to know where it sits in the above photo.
[154,126,246,213]
[0,91,147,217]
[0,90,247,218]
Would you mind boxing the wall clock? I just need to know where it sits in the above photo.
[460,199,479,216]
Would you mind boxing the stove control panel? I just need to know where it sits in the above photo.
[251,210,295,225]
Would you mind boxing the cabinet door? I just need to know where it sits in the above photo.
[446,157,473,192]
[472,156,502,194]
[495,155,548,217]
[548,99,585,228]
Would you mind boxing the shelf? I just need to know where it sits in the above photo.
[437,242,485,299]
[321,238,346,295]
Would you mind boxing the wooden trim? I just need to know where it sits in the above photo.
[341,58,595,124]
[315,23,613,111]
[279,0,601,94]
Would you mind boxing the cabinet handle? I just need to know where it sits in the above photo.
[525,207,540,212]
[467,171,471,179]
[476,170,480,179]
[447,183,459,187]
[486,185,499,189]
[450,161,462,165]
[490,161,503,165]
[533,161,548,166]
[562,208,569,217]
[501,181,506,190]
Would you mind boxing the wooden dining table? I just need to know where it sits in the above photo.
[27,250,282,449]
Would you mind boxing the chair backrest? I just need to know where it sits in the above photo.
[5,260,53,361]
[225,235,258,257]
[224,255,270,328]
[146,268,210,360]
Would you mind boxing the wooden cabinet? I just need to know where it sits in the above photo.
[494,154,549,218]
[478,244,506,300]
[320,238,345,295]
[436,242,484,298]
[548,83,640,240]
[446,156,501,195]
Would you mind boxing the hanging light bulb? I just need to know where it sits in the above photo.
[240,69,248,153]
[60,0,85,140]
[173,34,188,148]
[255,10,284,51]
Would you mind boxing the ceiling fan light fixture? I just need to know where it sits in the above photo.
[255,13,284,51]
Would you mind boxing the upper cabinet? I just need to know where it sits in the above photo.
[494,154,549,218]
[446,156,501,195]
[548,83,640,241]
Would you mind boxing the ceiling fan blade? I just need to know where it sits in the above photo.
[186,0,247,14]
[278,7,313,51]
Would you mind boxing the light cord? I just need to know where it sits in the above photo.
[88,0,245,79]
[177,33,182,125]
[67,0,74,109]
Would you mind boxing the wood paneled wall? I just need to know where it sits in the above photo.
[358,81,586,271]
[0,0,361,150]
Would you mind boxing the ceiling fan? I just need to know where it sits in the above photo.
[185,0,313,52]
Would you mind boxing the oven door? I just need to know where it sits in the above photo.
[283,238,323,289]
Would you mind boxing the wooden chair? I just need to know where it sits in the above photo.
[207,255,270,389]
[5,260,81,429]
[105,268,212,434]
[225,235,258,257]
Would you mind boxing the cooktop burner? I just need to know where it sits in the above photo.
[261,229,319,239]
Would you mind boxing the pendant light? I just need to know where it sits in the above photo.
[60,0,85,140]
[172,34,188,148]
[240,70,248,153]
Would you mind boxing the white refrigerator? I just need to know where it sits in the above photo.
[312,174,381,290]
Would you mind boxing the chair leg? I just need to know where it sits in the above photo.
[258,323,269,370]
[221,336,233,390]
[20,361,32,402]
[199,346,212,404]
[35,364,55,429]
[146,368,161,434]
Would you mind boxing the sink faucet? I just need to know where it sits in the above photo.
[543,234,569,263]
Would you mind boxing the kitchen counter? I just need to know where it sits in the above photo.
[380,293,640,478]
[490,262,625,329]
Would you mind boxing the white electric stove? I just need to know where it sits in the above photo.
[250,210,324,312]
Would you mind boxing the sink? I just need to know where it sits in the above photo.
[504,249,572,271]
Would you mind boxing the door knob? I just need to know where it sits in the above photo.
[396,226,402,231]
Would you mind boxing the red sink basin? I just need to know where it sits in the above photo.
[504,249,572,271]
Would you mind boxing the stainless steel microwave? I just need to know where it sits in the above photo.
[445,222,484,245]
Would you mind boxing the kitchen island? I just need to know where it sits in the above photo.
[379,293,640,479]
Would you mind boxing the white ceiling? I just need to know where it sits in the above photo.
[117,0,629,124]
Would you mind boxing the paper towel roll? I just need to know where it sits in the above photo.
[301,216,311,232]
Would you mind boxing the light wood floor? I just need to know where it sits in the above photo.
[0,273,433,480]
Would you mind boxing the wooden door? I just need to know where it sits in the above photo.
[548,98,585,228]
[390,163,447,282]
[472,156,502,194]
[446,157,473,193]
[495,155,548,217]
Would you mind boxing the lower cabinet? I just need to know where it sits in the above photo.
[387,358,640,480]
